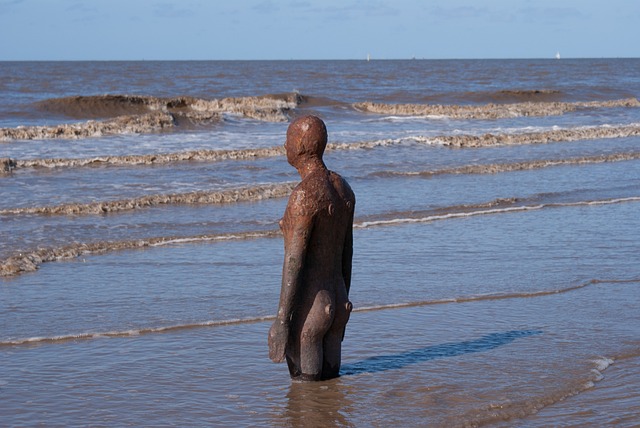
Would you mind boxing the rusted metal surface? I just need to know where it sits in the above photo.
[269,116,356,381]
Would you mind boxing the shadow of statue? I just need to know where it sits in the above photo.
[271,330,541,426]
[341,330,542,376]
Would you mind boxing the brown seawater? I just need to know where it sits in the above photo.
[1,59,640,426]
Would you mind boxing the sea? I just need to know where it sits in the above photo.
[1,59,639,427]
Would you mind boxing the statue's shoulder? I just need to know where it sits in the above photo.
[286,184,317,217]
[329,171,356,207]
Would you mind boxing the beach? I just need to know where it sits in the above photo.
[1,59,639,426]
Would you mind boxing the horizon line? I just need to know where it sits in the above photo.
[1,56,638,62]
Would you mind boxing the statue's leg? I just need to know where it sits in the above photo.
[322,294,352,380]
[285,354,301,378]
[298,289,334,381]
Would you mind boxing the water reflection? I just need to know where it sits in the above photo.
[342,330,542,376]
[274,379,355,427]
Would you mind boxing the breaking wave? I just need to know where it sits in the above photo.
[356,278,639,313]
[0,230,281,277]
[2,146,287,172]
[0,315,277,347]
[0,182,296,216]
[426,123,640,148]
[2,278,637,346]
[0,112,176,141]
[0,93,302,141]
[370,152,640,178]
[451,356,618,427]
[36,93,302,121]
[496,89,562,99]
[355,197,640,228]
[2,196,639,277]
[436,89,566,105]
[3,123,640,173]
[354,98,640,119]
[3,152,640,217]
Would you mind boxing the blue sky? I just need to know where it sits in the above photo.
[1,0,638,60]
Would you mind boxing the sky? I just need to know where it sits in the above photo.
[1,0,639,60]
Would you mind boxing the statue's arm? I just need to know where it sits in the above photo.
[278,213,313,325]
[341,197,355,342]
[268,206,313,363]
[342,186,355,297]
[342,219,353,297]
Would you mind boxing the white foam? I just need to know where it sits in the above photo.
[403,135,441,145]
[356,205,543,228]
[356,197,640,229]
[584,357,615,384]
[592,356,614,372]
[0,316,279,347]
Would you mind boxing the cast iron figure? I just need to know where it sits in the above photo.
[268,115,355,381]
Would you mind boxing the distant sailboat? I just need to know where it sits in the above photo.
[367,53,371,62]
[555,51,561,60]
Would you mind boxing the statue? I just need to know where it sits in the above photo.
[269,115,356,381]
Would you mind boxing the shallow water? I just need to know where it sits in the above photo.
[1,59,640,426]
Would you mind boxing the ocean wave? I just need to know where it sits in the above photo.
[357,205,543,228]
[2,197,639,277]
[451,343,640,427]
[353,98,640,119]
[37,94,169,118]
[0,112,176,141]
[369,152,640,178]
[427,123,640,148]
[356,197,640,228]
[453,356,617,426]
[0,182,296,216]
[36,93,302,121]
[498,89,562,97]
[0,315,277,347]
[1,146,287,172]
[2,166,639,219]
[4,123,640,173]
[0,93,301,141]
[477,89,565,104]
[432,89,566,105]
[0,140,403,173]
[0,230,281,277]
[2,278,637,346]
[357,278,639,313]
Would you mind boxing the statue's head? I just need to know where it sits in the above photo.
[284,115,327,168]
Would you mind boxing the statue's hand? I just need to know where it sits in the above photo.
[268,322,288,363]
